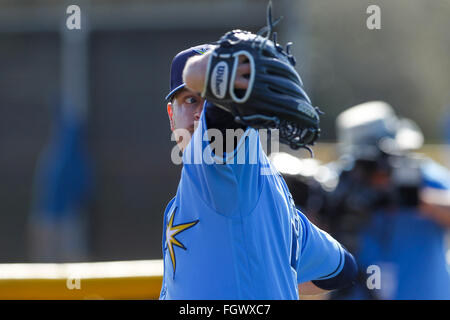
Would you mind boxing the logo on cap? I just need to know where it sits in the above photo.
[193,48,209,55]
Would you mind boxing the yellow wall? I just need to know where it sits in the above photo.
[0,260,163,300]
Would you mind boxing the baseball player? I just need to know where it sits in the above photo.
[160,6,357,300]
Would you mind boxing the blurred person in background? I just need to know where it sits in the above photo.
[281,101,450,299]
[322,101,450,299]
[27,99,93,262]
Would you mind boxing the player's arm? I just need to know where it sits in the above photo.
[299,248,358,297]
[298,247,358,298]
[296,210,358,297]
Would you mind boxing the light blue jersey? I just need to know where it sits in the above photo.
[159,108,345,300]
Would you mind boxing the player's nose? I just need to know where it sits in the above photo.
[193,102,203,121]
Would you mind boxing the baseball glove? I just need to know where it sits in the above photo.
[202,2,322,151]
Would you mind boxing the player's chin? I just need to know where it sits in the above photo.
[175,125,194,137]
[177,134,193,152]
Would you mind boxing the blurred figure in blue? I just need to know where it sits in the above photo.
[27,99,93,262]
[318,101,450,300]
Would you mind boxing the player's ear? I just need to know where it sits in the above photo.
[167,102,174,131]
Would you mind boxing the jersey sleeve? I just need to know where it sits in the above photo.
[180,103,265,217]
[296,210,345,283]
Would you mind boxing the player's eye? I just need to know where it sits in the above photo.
[185,96,197,104]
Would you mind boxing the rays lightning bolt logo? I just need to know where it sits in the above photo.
[165,208,198,277]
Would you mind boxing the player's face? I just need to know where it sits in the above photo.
[167,88,205,150]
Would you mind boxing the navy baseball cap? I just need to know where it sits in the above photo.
[165,44,212,101]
